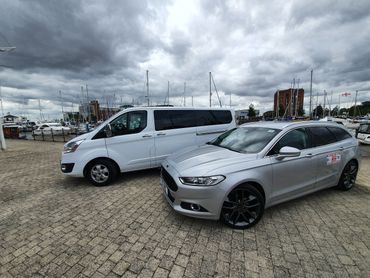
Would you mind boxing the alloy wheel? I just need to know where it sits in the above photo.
[91,164,110,183]
[342,161,358,190]
[221,187,263,229]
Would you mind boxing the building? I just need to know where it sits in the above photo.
[1,113,26,125]
[77,100,123,122]
[274,88,304,117]
[235,109,260,123]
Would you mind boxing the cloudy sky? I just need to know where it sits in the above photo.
[0,0,370,120]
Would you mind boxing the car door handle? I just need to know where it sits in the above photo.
[339,146,344,150]
[142,134,152,138]
[157,133,166,136]
[305,153,313,158]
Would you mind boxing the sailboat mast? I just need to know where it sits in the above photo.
[209,72,212,107]
[146,70,149,106]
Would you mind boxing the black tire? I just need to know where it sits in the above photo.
[221,184,265,229]
[337,160,358,191]
[86,159,118,186]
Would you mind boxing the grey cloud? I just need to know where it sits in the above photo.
[1,0,370,119]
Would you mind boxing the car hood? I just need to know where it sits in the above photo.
[167,144,258,176]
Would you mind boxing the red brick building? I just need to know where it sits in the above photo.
[274,88,304,117]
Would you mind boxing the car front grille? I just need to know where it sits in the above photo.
[161,167,178,192]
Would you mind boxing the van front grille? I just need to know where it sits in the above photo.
[161,167,178,192]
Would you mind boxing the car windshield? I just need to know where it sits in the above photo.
[209,126,281,153]
[359,124,370,134]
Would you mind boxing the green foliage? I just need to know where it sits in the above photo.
[297,106,305,116]
[313,105,323,117]
[248,104,256,118]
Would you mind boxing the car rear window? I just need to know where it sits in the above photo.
[327,127,352,141]
[308,127,337,147]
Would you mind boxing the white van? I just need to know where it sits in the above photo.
[61,107,235,185]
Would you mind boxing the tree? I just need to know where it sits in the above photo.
[313,105,323,118]
[331,106,339,116]
[278,105,284,117]
[297,106,305,117]
[248,104,256,118]
[339,108,348,116]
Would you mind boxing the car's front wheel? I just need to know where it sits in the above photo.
[86,159,117,186]
[337,160,358,191]
[221,184,264,229]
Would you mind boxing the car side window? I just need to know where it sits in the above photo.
[110,111,147,136]
[308,127,337,147]
[327,127,352,141]
[268,128,310,156]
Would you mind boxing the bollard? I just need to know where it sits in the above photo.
[32,130,36,140]
[62,128,65,142]
[51,129,54,142]
[41,130,44,141]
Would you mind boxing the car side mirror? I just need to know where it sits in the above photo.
[104,124,113,138]
[277,146,301,160]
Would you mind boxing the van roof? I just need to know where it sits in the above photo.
[130,106,234,110]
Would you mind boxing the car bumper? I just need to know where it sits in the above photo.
[160,165,225,220]
[358,138,370,145]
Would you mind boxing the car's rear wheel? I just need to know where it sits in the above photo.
[221,184,264,229]
[337,160,358,191]
[87,159,117,186]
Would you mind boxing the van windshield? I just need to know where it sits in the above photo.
[208,127,281,153]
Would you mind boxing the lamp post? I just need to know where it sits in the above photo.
[0,46,16,150]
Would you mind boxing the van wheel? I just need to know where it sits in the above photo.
[221,184,264,229]
[87,159,117,186]
[337,160,358,191]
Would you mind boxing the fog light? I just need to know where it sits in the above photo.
[190,204,200,211]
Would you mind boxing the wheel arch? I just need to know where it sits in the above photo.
[218,179,267,219]
[232,181,266,204]
[83,157,120,177]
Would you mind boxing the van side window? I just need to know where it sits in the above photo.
[268,128,310,155]
[327,127,352,141]
[197,110,232,126]
[308,127,337,146]
[154,110,196,130]
[154,110,232,131]
[110,111,147,136]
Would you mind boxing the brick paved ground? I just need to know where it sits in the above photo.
[0,140,370,278]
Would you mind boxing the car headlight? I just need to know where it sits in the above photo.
[179,175,225,186]
[63,139,84,153]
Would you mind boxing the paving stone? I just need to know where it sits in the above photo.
[0,140,369,278]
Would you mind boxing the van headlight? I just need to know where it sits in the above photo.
[179,175,225,186]
[63,139,84,153]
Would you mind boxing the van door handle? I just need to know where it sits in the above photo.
[142,134,152,138]
[157,133,166,136]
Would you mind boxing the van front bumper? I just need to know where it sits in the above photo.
[60,153,85,177]
[61,163,74,173]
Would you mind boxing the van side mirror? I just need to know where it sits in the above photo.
[277,146,301,160]
[104,124,113,137]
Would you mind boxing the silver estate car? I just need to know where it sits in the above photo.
[160,121,360,229]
